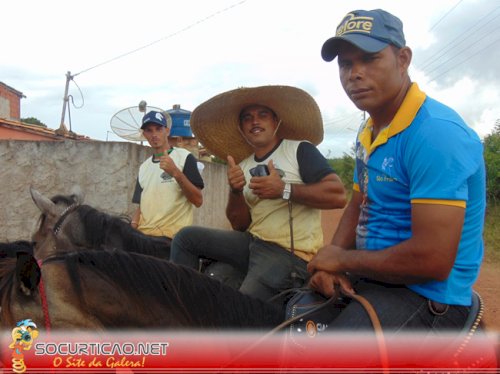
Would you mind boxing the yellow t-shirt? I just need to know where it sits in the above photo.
[239,140,323,261]
[137,148,194,238]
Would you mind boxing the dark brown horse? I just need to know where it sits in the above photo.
[0,249,284,330]
[30,187,170,261]
[2,250,496,370]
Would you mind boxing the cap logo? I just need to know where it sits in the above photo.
[155,113,164,122]
[336,13,373,37]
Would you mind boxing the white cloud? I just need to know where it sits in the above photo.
[2,0,499,157]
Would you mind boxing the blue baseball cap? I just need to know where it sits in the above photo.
[321,9,406,61]
[141,110,167,129]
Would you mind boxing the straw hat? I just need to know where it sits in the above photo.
[191,85,324,163]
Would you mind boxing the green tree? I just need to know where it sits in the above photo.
[21,117,47,127]
[328,147,355,191]
[483,120,500,202]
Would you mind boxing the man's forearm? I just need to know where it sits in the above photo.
[173,171,203,207]
[226,190,251,231]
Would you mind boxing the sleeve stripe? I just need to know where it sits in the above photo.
[411,198,466,208]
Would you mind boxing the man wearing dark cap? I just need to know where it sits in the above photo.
[308,9,486,332]
[131,110,204,255]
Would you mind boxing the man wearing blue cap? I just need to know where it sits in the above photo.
[308,9,486,332]
[131,110,204,255]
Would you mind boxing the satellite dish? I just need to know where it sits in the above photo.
[110,101,172,141]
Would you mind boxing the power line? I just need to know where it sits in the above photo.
[428,34,500,83]
[323,111,362,126]
[74,0,247,77]
[428,0,463,32]
[425,24,500,79]
[59,1,248,132]
[418,5,500,72]
[323,111,363,131]
[418,2,500,82]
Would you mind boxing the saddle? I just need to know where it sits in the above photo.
[284,288,485,338]
[284,288,347,340]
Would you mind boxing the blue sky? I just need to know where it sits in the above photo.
[2,0,499,157]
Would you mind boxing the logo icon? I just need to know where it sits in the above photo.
[9,319,39,374]
[155,112,164,122]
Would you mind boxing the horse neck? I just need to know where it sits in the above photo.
[53,206,167,259]
[99,218,169,259]
[35,233,69,262]
[77,207,124,249]
[168,267,283,329]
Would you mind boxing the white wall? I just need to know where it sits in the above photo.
[0,139,230,242]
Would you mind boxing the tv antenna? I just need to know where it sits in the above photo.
[109,101,171,141]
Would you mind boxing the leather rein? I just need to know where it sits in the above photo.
[285,201,388,370]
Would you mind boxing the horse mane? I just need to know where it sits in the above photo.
[58,250,283,329]
[0,241,34,322]
[76,205,170,258]
[0,240,34,258]
[0,257,17,325]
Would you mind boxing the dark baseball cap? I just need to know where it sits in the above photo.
[321,9,406,61]
[141,110,167,129]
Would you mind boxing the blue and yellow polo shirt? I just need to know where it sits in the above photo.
[353,83,485,306]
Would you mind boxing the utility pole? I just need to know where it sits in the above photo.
[56,71,73,135]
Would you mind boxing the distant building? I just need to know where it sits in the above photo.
[0,82,88,141]
[0,82,24,121]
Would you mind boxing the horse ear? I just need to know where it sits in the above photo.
[70,185,85,205]
[16,252,41,296]
[30,186,59,216]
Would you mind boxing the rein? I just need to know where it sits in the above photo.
[36,259,52,335]
[53,203,80,236]
[35,255,79,334]
[36,203,79,333]
[283,197,388,370]
[233,287,389,373]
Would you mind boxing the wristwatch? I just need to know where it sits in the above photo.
[282,182,292,200]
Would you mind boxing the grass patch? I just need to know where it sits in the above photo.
[484,201,500,264]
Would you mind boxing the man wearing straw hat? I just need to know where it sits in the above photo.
[170,85,347,301]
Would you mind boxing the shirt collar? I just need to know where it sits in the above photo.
[358,83,427,155]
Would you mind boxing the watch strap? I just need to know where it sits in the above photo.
[282,182,291,200]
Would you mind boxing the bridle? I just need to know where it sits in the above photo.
[36,202,80,335]
[52,203,80,236]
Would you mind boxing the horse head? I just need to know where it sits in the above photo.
[30,186,170,260]
[30,186,86,261]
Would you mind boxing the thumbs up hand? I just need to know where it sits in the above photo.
[160,152,180,178]
[227,155,246,193]
[267,159,280,178]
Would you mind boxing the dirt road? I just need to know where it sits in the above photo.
[475,261,499,332]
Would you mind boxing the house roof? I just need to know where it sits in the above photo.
[0,118,91,141]
[0,82,26,98]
